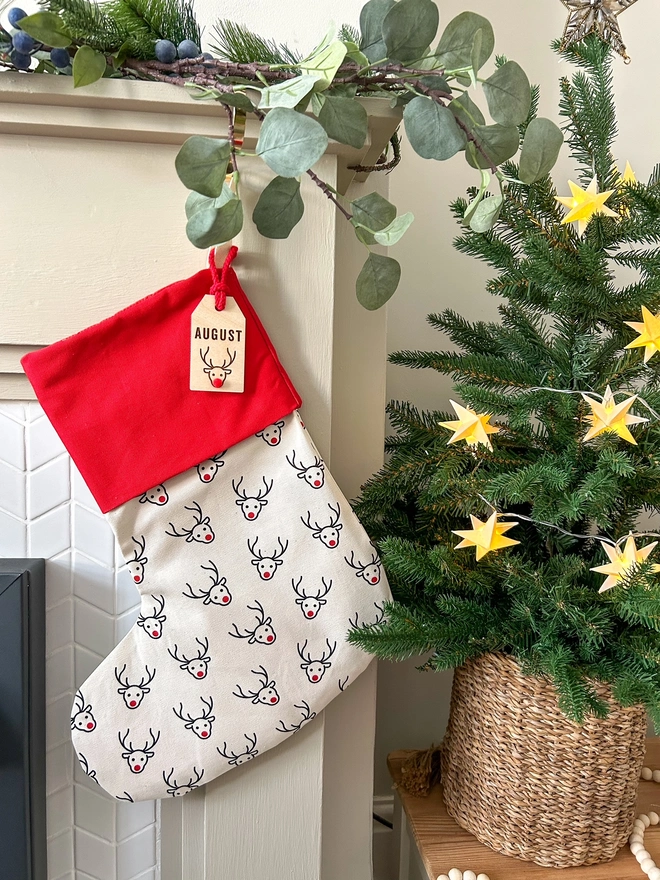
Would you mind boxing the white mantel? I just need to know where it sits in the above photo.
[0,69,399,880]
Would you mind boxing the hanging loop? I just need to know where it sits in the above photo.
[209,246,238,311]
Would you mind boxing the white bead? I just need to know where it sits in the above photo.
[436,876,450,880]
[635,820,647,830]
[476,875,490,880]
[641,814,652,828]
[650,812,660,825]
[648,868,660,880]
[463,873,477,880]
[631,834,645,845]
[637,850,651,864]
[652,770,660,783]
[632,843,647,856]
[643,767,654,781]
[641,858,656,873]
[448,870,462,880]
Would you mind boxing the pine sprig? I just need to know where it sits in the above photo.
[209,19,300,66]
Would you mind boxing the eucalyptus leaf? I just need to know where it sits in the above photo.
[72,45,107,88]
[382,0,439,63]
[259,74,322,110]
[186,192,244,248]
[17,11,70,47]
[519,117,564,184]
[185,190,209,220]
[450,92,485,130]
[310,92,326,116]
[469,28,483,79]
[318,96,368,149]
[469,194,503,233]
[404,96,466,161]
[175,136,231,198]
[252,176,304,239]
[435,11,494,71]
[373,212,414,245]
[256,107,328,177]
[343,39,370,68]
[216,92,255,113]
[359,0,395,63]
[418,74,451,94]
[482,60,531,126]
[299,40,347,89]
[465,123,520,169]
[356,253,401,310]
[351,191,396,231]
[354,225,377,246]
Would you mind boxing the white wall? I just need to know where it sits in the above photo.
[375,0,659,794]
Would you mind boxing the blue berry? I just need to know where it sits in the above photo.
[12,30,34,53]
[154,39,176,63]
[201,52,213,61]
[50,47,70,68]
[7,7,26,27]
[177,39,199,59]
[10,49,31,69]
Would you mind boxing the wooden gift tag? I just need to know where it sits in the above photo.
[190,296,246,393]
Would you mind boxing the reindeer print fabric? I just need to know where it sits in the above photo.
[71,412,390,801]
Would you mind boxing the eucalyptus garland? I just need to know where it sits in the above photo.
[0,0,564,308]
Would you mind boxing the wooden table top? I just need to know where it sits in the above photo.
[388,740,660,880]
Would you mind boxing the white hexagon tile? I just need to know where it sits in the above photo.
[0,402,159,880]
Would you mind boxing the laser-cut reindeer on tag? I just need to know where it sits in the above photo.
[118,728,161,774]
[300,503,343,548]
[276,701,317,733]
[247,536,288,581]
[127,536,148,584]
[166,502,215,544]
[286,451,325,488]
[256,421,286,446]
[168,637,211,679]
[197,452,226,483]
[217,733,259,766]
[137,595,166,640]
[228,601,276,645]
[183,560,232,606]
[233,666,280,706]
[200,346,236,388]
[232,477,273,521]
[297,639,337,683]
[115,664,156,709]
[292,576,332,619]
[71,690,96,732]
[345,549,382,585]
[163,767,205,797]
[173,696,215,739]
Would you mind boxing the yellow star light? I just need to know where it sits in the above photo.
[619,161,637,185]
[625,306,660,363]
[439,400,500,451]
[591,535,660,593]
[453,511,520,562]
[556,177,617,236]
[582,385,648,444]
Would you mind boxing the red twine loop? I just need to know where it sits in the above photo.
[209,245,238,311]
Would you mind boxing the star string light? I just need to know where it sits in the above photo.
[625,306,660,363]
[556,177,617,236]
[439,400,500,451]
[453,511,520,561]
[560,0,640,62]
[582,385,648,444]
[591,535,660,592]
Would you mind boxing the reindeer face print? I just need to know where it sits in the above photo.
[173,697,215,739]
[229,601,276,645]
[301,504,343,548]
[286,452,325,488]
[115,665,155,709]
[164,767,204,796]
[247,537,288,580]
[217,734,259,766]
[298,639,336,683]
[167,502,215,544]
[233,477,273,521]
[197,452,225,483]
[276,701,317,734]
[137,595,166,639]
[119,728,160,774]
[345,551,382,585]
[127,536,148,584]
[139,485,168,505]
[183,561,232,606]
[234,666,280,706]
[71,691,96,732]
[292,577,332,619]
[168,638,211,679]
[256,421,285,446]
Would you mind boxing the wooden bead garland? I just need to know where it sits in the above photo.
[630,768,660,880]
[436,872,489,880]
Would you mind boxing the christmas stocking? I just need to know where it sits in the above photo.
[22,249,390,802]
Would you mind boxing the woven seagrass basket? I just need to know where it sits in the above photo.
[441,652,647,868]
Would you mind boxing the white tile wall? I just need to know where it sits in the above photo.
[0,402,160,880]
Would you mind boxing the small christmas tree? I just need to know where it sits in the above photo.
[349,35,660,724]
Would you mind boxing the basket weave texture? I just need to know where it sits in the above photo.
[441,652,647,868]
